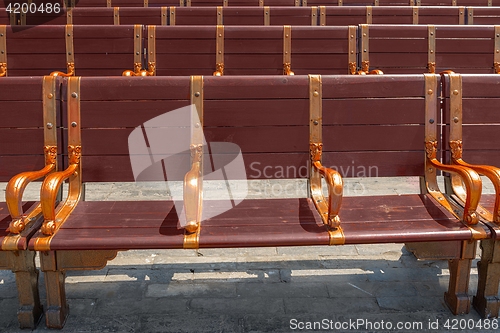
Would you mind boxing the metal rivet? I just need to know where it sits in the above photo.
[195,123,200,128]
[218,12,221,15]
[430,50,434,54]
[136,52,140,55]
[430,32,434,36]
[219,33,222,37]
[46,123,53,129]
[497,50,500,53]
[194,92,200,97]
[317,199,322,203]
[428,168,433,173]
[48,93,54,99]
[453,117,459,123]
[497,34,500,37]
[218,51,222,54]
[438,197,443,200]
[1,51,4,54]
[351,51,354,54]
[429,119,435,124]
[285,51,288,54]
[364,49,367,52]
[313,120,319,125]
[367,13,371,15]
[171,11,174,14]
[67,33,71,36]
[68,52,72,55]
[71,92,78,98]
[427,89,433,95]
[285,34,289,38]
[351,35,354,38]
[363,33,366,37]
[71,122,77,127]
[0,33,3,37]
[453,90,459,95]
[136,34,140,38]
[313,91,319,97]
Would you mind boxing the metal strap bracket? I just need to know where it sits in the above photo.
[494,26,500,73]
[413,6,419,25]
[169,6,175,25]
[0,25,6,77]
[214,25,224,76]
[361,24,369,73]
[428,25,436,73]
[348,25,356,74]
[161,7,167,25]
[264,6,270,26]
[366,6,372,25]
[107,0,111,7]
[217,6,223,25]
[114,7,120,25]
[147,25,156,76]
[458,6,465,25]
[319,6,326,26]
[283,25,294,75]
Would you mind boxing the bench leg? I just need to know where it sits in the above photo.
[473,238,500,318]
[13,250,43,329]
[444,241,476,315]
[40,251,69,329]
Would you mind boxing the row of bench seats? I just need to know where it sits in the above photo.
[1,72,499,328]
[4,5,493,26]
[3,0,500,8]
[1,24,500,77]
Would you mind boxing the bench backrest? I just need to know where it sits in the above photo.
[62,74,433,184]
[186,0,299,6]
[361,25,500,74]
[149,25,355,75]
[467,7,500,25]
[322,6,465,25]
[443,74,500,167]
[0,77,62,181]
[1,25,138,76]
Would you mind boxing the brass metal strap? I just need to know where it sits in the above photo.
[134,24,142,70]
[184,0,189,6]
[107,0,111,7]
[409,0,414,5]
[169,7,175,25]
[67,6,73,24]
[264,6,270,26]
[183,75,204,250]
[374,0,379,5]
[66,24,75,75]
[467,7,473,25]
[348,25,356,74]
[295,0,300,6]
[311,6,317,26]
[147,25,156,75]
[451,0,457,5]
[217,6,223,25]
[361,24,369,73]
[308,75,345,246]
[489,0,493,6]
[413,6,418,24]
[20,7,26,25]
[214,25,224,76]
[427,25,436,73]
[458,6,465,25]
[302,0,307,5]
[223,0,228,6]
[338,0,342,5]
[114,7,120,25]
[366,6,372,24]
[9,11,15,25]
[319,6,326,26]
[283,25,293,75]
[144,0,148,6]
[259,0,264,5]
[161,7,167,25]
[415,0,421,5]
[0,25,6,77]
[494,26,500,73]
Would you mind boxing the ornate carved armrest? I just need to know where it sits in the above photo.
[213,63,224,76]
[123,62,155,77]
[450,140,500,223]
[5,145,57,234]
[40,145,82,236]
[310,143,343,229]
[0,62,6,77]
[283,63,294,76]
[50,63,75,77]
[426,140,482,225]
[183,144,203,234]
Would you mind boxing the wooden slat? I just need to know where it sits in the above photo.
[172,7,218,25]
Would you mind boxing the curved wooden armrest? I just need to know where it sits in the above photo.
[311,161,343,228]
[40,163,78,235]
[5,164,55,234]
[453,158,500,223]
[428,157,482,225]
[183,145,203,234]
[283,63,294,76]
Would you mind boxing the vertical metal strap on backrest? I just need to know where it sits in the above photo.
[183,75,204,249]
[413,6,419,24]
[107,0,112,7]
[338,0,342,5]
[114,7,120,25]
[185,0,191,7]
[214,25,224,75]
[0,26,6,77]
[451,0,457,5]
[43,76,58,150]
[423,74,439,194]
[416,0,421,5]
[309,74,322,159]
[217,6,223,25]
[148,25,156,75]
[448,74,462,144]
[264,6,270,26]
[223,0,228,6]
[9,11,15,25]
[458,7,465,25]
[319,6,326,26]
[66,24,75,75]
[259,0,264,6]
[144,0,148,6]
[374,0,379,5]
[348,25,356,74]
[161,7,167,25]
[169,7,175,25]
[427,25,436,73]
[295,0,300,6]
[134,25,142,72]
[366,6,372,24]
[409,0,414,5]
[302,0,307,6]
[494,26,500,73]
[467,7,473,25]
[283,25,293,75]
[20,8,26,25]
[67,6,73,24]
[360,24,369,73]
[488,0,493,5]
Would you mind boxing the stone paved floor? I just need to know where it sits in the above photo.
[1,177,499,332]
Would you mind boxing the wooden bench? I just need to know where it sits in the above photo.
[0,76,62,329]
[359,24,500,74]
[148,25,356,75]
[0,24,140,77]
[12,74,489,328]
[441,72,500,318]
[467,6,500,25]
